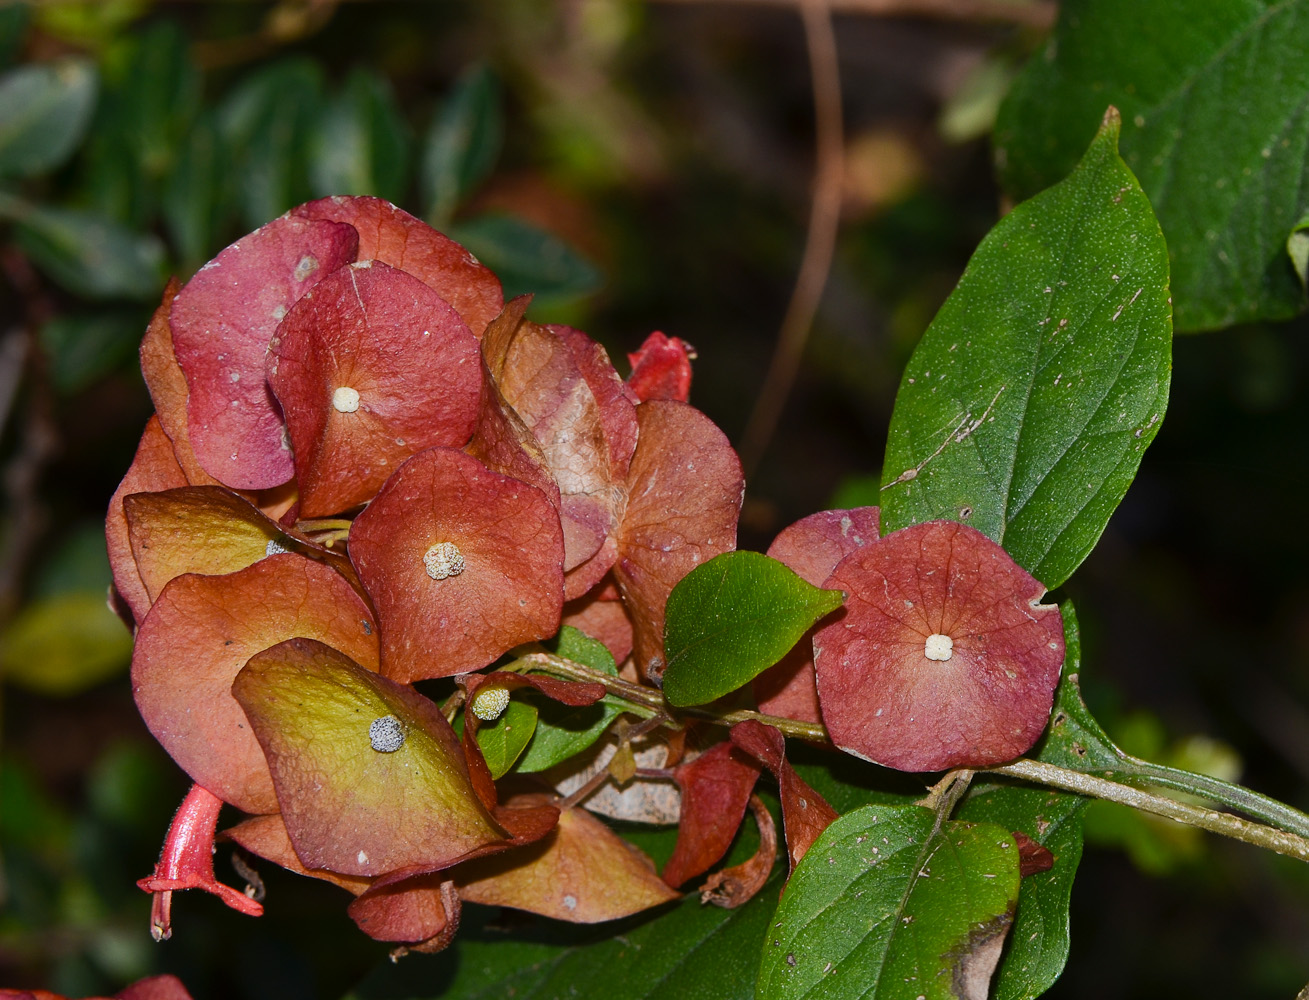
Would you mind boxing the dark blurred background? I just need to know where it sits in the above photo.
[1,2,1307,998]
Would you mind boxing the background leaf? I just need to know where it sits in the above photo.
[310,67,411,204]
[422,63,503,225]
[758,805,1021,1000]
[880,113,1171,589]
[995,0,1309,332]
[0,58,97,178]
[39,309,145,394]
[662,551,843,707]
[449,213,602,304]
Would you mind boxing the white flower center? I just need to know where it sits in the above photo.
[924,633,954,662]
[369,715,405,752]
[332,386,361,413]
[423,541,465,580]
[471,686,510,721]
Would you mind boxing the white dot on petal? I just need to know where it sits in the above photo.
[424,541,465,580]
[333,386,361,413]
[924,633,954,662]
[369,715,405,752]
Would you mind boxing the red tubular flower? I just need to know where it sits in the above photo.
[137,784,263,941]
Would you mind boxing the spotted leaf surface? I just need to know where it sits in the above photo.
[758,805,1021,1000]
[232,638,505,877]
[880,111,1171,590]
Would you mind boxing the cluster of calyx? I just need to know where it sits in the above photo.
[107,195,1065,953]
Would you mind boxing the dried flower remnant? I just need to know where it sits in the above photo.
[813,520,1065,772]
[348,447,564,681]
[753,507,880,724]
[626,330,695,403]
[661,741,762,889]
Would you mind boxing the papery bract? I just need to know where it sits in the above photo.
[267,260,481,516]
[348,873,462,952]
[291,195,503,337]
[753,507,880,724]
[813,519,1065,772]
[171,214,358,489]
[232,638,506,877]
[107,417,189,623]
[454,795,679,922]
[613,400,743,681]
[661,741,761,889]
[729,720,837,870]
[348,447,563,681]
[132,554,378,813]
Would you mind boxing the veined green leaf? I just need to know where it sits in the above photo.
[662,551,844,708]
[758,805,1021,1000]
[881,112,1171,589]
[517,626,624,773]
[476,698,538,779]
[996,0,1309,331]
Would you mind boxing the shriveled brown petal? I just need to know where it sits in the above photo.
[291,196,503,337]
[1012,830,1056,877]
[267,260,482,516]
[813,520,1065,772]
[455,794,679,922]
[483,309,636,581]
[107,417,189,624]
[232,638,505,876]
[662,741,762,889]
[139,279,219,487]
[729,720,838,870]
[171,214,358,489]
[562,588,634,665]
[613,401,743,682]
[349,447,563,681]
[625,331,694,403]
[698,794,777,909]
[754,507,881,725]
[124,486,359,604]
[348,873,461,949]
[132,555,378,813]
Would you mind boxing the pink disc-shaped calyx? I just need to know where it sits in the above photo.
[349,447,564,682]
[813,520,1064,772]
[268,260,482,517]
[171,214,359,490]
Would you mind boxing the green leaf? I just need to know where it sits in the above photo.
[105,21,201,183]
[0,58,97,178]
[475,698,539,779]
[39,309,143,393]
[956,599,1089,1000]
[0,195,164,300]
[162,110,226,272]
[217,57,323,229]
[0,5,30,70]
[880,112,1172,589]
[516,625,625,773]
[448,213,602,304]
[0,592,133,696]
[995,0,1309,332]
[310,67,412,205]
[422,63,503,225]
[1289,212,1309,291]
[662,551,844,708]
[758,805,1021,1000]
[346,872,781,1000]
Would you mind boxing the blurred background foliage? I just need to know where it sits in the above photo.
[0,1,1306,997]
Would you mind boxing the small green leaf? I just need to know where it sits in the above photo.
[1289,212,1309,291]
[476,698,539,779]
[516,625,624,773]
[0,58,97,178]
[758,805,1021,1000]
[662,551,844,708]
[996,0,1309,331]
[0,195,164,300]
[881,112,1171,589]
[448,213,602,303]
[0,592,133,696]
[422,63,503,225]
[310,67,411,204]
